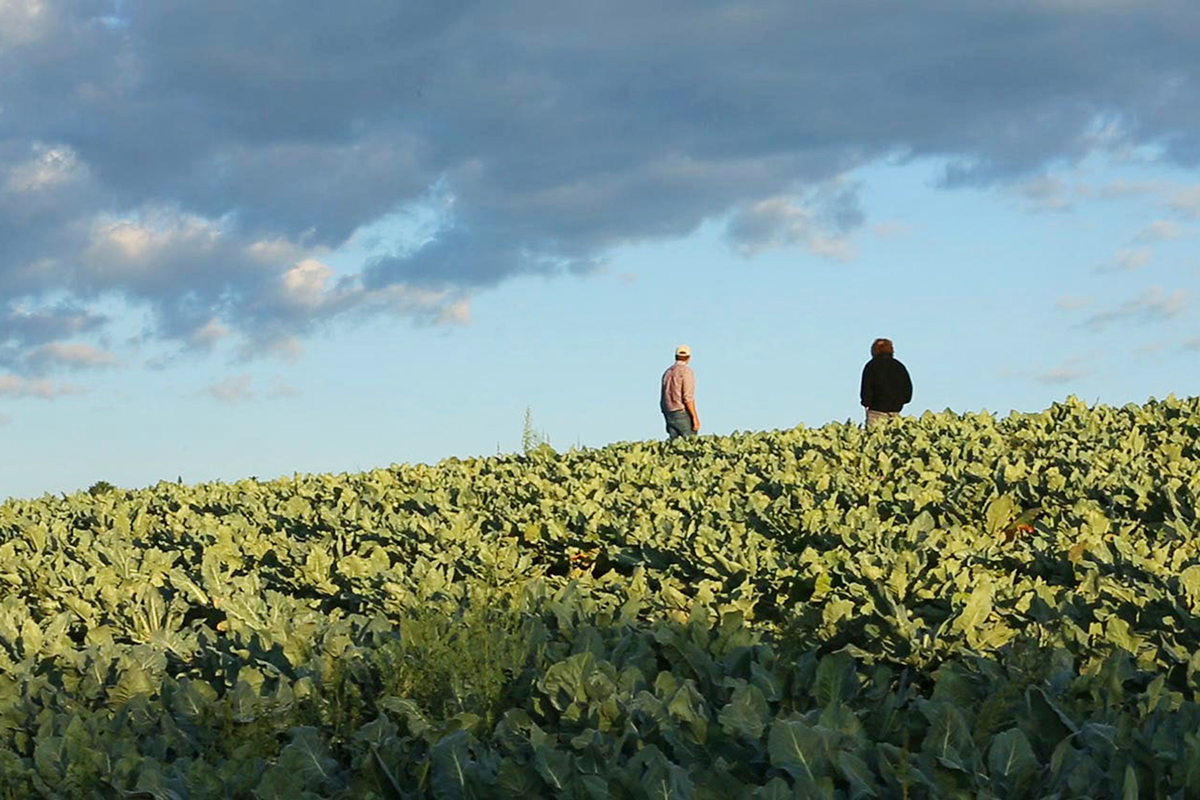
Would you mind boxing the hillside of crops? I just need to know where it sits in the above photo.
[2,395,1200,798]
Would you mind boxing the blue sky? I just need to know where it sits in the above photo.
[2,1,1198,498]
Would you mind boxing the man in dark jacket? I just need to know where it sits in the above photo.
[860,338,912,428]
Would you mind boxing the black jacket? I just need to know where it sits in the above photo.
[860,355,912,412]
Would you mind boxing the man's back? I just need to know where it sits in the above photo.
[861,355,912,413]
[661,361,695,413]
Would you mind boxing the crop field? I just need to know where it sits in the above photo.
[2,396,1200,798]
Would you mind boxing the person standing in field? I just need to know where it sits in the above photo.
[661,344,700,438]
[860,338,912,428]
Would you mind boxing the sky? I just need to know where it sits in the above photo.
[2,0,1199,499]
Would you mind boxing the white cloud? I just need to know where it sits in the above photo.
[85,209,226,276]
[265,337,304,360]
[1084,287,1187,330]
[1169,185,1200,220]
[238,335,304,363]
[352,283,465,320]
[1133,220,1190,243]
[204,374,254,403]
[1078,179,1163,201]
[727,197,810,256]
[0,413,10,426]
[23,341,118,370]
[246,236,315,265]
[6,0,1200,380]
[1095,246,1152,274]
[1055,295,1090,311]
[189,318,231,348]
[436,299,471,326]
[808,234,855,262]
[0,374,83,398]
[267,382,300,398]
[0,303,107,348]
[1182,337,1200,352]
[1012,175,1072,212]
[1079,181,1200,223]
[4,143,87,194]
[726,196,856,261]
[279,259,336,308]
[0,0,48,49]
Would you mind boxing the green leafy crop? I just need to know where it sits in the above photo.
[1,395,1200,797]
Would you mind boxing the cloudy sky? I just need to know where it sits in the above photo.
[2,0,1199,497]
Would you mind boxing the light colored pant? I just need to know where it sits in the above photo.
[866,409,899,428]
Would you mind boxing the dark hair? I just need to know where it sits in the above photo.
[871,338,894,357]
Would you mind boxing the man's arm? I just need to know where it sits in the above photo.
[860,363,873,408]
[683,368,699,431]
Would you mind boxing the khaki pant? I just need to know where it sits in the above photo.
[866,409,899,428]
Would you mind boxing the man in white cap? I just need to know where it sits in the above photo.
[660,344,700,438]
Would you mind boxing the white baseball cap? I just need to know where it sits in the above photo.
[675,344,691,358]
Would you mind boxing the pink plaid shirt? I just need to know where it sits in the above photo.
[660,361,695,412]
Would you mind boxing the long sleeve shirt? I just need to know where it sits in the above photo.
[860,355,912,412]
[660,362,696,413]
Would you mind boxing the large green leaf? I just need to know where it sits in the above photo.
[718,684,768,740]
[430,730,480,800]
[987,728,1038,795]
[918,700,975,773]
[835,750,878,799]
[952,578,993,649]
[496,760,540,798]
[1026,688,1078,749]
[813,651,858,709]
[539,652,596,712]
[276,726,339,788]
[768,719,828,784]
[1179,565,1200,613]
[753,777,791,800]
[1122,763,1139,800]
[631,747,693,800]
[984,494,1017,535]
[133,761,187,800]
[533,745,573,793]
